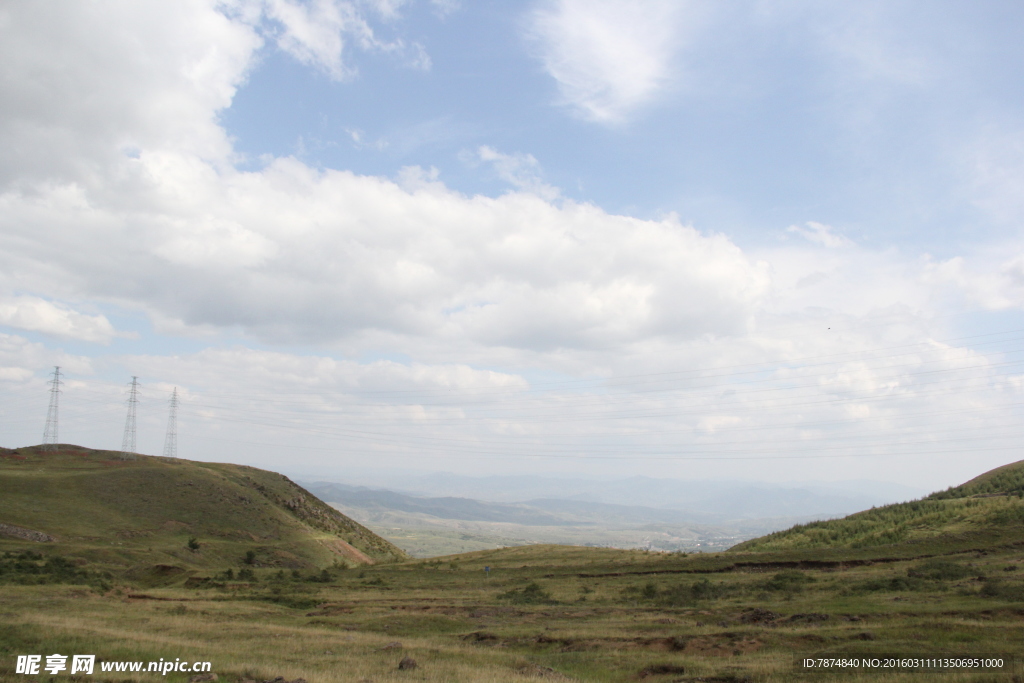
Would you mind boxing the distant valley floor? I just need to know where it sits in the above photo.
[311,485,836,557]
[329,503,746,557]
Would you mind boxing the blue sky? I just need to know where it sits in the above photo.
[0,0,1022,490]
[225,0,1024,252]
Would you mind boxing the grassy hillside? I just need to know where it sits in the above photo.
[0,444,407,580]
[731,459,1024,553]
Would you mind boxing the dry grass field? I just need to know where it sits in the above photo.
[2,543,1024,682]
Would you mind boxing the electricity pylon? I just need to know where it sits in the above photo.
[120,376,139,460]
[162,387,178,459]
[42,366,62,451]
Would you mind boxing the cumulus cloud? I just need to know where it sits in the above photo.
[0,333,94,387]
[0,2,770,356]
[0,0,258,186]
[0,297,120,344]
[525,0,695,123]
[921,253,1024,312]
[0,154,771,352]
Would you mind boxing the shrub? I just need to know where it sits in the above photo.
[908,559,975,581]
[0,551,97,586]
[498,582,557,605]
[979,580,1024,600]
[654,578,728,606]
[855,576,926,593]
[760,570,815,593]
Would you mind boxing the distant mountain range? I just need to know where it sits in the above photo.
[300,474,926,525]
[300,474,933,556]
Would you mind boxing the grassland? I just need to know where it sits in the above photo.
[3,449,1024,682]
[0,445,407,577]
[2,543,1023,682]
[733,460,1024,554]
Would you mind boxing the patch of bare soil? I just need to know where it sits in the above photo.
[514,662,574,680]
[318,538,373,564]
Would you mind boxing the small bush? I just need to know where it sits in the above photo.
[186,537,200,551]
[855,576,926,593]
[498,582,557,605]
[0,551,99,587]
[759,570,815,593]
[908,559,975,581]
[264,594,322,610]
[653,578,728,606]
[980,580,1024,600]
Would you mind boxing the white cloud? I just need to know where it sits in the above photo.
[0,296,120,344]
[0,0,259,186]
[921,253,1024,312]
[262,0,430,79]
[0,153,771,352]
[787,221,853,248]
[465,145,560,200]
[525,0,695,123]
[264,0,374,79]
[0,333,94,386]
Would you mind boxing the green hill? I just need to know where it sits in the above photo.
[730,459,1024,553]
[0,444,407,581]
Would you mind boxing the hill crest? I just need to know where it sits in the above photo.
[730,459,1024,553]
[0,444,407,573]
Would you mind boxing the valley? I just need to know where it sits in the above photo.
[3,446,1024,682]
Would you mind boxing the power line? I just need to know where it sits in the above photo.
[42,366,62,451]
[120,376,139,460]
[163,387,178,459]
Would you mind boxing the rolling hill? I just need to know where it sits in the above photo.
[0,444,407,578]
[731,459,1024,553]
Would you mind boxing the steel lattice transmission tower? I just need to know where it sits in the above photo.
[42,366,62,451]
[162,387,179,459]
[120,376,140,460]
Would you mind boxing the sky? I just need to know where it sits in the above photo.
[0,0,1022,492]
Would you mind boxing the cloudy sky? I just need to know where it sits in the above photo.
[1,0,1022,491]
